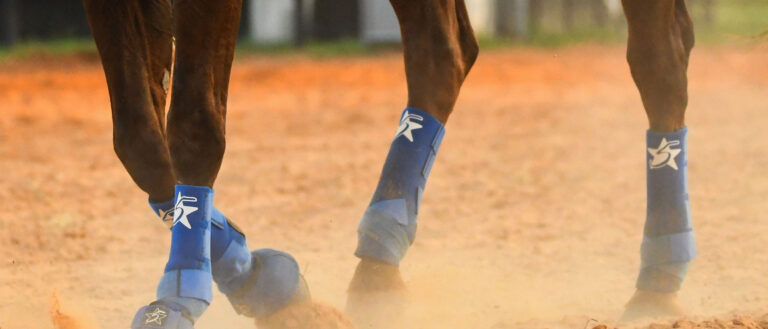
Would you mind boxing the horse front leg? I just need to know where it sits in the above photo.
[83,0,175,203]
[148,1,316,328]
[620,0,696,321]
[82,1,207,328]
[131,0,244,326]
[347,0,478,327]
[85,1,317,327]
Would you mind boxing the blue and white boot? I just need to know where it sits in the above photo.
[348,108,446,328]
[146,190,310,324]
[621,128,696,322]
[133,185,215,329]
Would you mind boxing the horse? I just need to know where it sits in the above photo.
[81,0,695,328]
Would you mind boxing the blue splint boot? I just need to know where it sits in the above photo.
[149,198,310,321]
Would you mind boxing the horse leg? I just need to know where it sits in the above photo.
[347,0,478,326]
[144,1,311,327]
[165,0,237,187]
[82,0,175,203]
[620,0,696,321]
[127,0,240,325]
[82,1,205,327]
[85,1,311,327]
[392,0,479,122]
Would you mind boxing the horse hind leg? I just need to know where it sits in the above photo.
[623,0,694,133]
[620,0,696,322]
[390,0,479,123]
[347,0,478,328]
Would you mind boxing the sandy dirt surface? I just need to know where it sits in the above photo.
[1,44,768,329]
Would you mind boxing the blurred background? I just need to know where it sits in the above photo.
[0,0,766,59]
[2,2,768,329]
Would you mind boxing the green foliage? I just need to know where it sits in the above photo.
[694,0,768,44]
[0,38,95,62]
[485,0,768,48]
[497,27,626,49]
[235,38,398,59]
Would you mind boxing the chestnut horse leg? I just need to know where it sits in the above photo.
[166,0,241,187]
[157,0,311,325]
[621,0,696,320]
[347,0,478,327]
[84,0,219,325]
[127,0,244,325]
[82,0,175,203]
[86,0,311,326]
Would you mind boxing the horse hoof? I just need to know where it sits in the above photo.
[619,290,685,324]
[345,258,408,329]
[257,301,357,329]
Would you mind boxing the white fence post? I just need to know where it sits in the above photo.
[466,0,496,36]
[360,0,401,43]
[248,0,297,44]
[512,0,530,38]
[495,0,530,39]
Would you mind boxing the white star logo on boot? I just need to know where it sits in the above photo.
[143,307,168,326]
[172,193,198,229]
[395,110,424,142]
[648,138,682,170]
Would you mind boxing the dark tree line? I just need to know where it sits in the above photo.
[1,0,91,47]
[0,0,717,48]
[1,0,19,46]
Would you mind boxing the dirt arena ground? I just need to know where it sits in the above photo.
[1,44,768,329]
